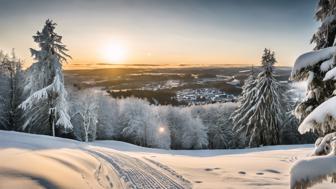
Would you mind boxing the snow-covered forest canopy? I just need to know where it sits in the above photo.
[0,19,317,150]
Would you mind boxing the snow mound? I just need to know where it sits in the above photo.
[298,96,336,134]
[290,155,336,189]
[291,46,336,78]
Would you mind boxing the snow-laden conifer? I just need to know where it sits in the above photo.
[291,0,336,152]
[290,1,336,188]
[232,49,285,147]
[20,20,72,136]
[291,0,336,122]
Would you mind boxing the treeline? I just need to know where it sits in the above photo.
[69,90,237,149]
[69,89,314,149]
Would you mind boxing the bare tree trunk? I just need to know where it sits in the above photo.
[49,108,55,137]
[84,122,89,142]
[52,118,55,137]
[49,97,56,137]
[85,128,89,142]
[144,125,147,147]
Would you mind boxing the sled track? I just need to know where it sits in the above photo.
[88,148,191,189]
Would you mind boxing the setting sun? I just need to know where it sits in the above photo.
[101,42,128,63]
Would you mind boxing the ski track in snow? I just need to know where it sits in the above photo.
[87,147,191,189]
[144,157,191,185]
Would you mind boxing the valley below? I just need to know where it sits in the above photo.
[64,65,292,106]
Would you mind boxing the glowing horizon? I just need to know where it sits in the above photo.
[0,0,317,68]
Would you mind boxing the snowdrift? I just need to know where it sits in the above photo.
[0,131,190,189]
[1,130,333,189]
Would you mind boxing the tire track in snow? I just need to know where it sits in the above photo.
[87,148,191,189]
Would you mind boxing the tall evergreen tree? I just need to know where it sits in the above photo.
[312,0,336,50]
[292,0,336,122]
[290,0,336,152]
[0,50,23,130]
[290,1,336,188]
[20,20,72,136]
[232,49,285,147]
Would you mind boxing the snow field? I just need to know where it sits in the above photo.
[3,130,336,189]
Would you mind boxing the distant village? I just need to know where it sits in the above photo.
[176,88,237,105]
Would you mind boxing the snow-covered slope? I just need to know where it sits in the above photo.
[0,131,190,189]
[0,130,333,189]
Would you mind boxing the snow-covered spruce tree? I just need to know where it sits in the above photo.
[232,49,285,148]
[292,1,336,125]
[0,50,23,130]
[20,20,72,136]
[290,1,336,188]
[290,0,336,153]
